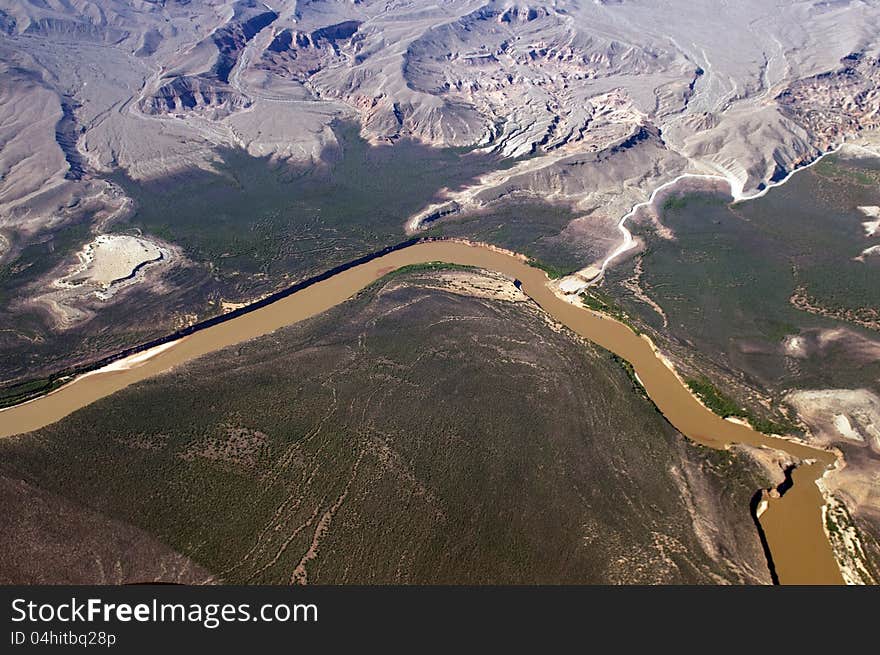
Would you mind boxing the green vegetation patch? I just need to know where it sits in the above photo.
[662,195,690,211]
[382,262,476,280]
[814,156,880,186]
[526,257,574,279]
[581,289,640,335]
[610,354,647,400]
[686,377,798,436]
[439,202,586,276]
[662,192,728,213]
[0,376,69,410]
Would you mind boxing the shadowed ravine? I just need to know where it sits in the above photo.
[0,239,844,584]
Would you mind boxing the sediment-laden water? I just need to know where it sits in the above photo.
[0,240,843,584]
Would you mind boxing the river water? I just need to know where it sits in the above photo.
[0,240,843,584]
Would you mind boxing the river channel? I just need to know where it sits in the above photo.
[0,239,843,584]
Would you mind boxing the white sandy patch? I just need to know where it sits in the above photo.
[60,235,165,291]
[79,340,181,378]
[855,244,880,261]
[755,498,769,519]
[783,335,808,358]
[787,388,880,451]
[857,206,880,237]
[0,339,183,414]
[819,488,877,585]
[817,328,848,349]
[411,269,526,303]
[832,414,864,442]
[558,266,601,295]
[815,327,880,360]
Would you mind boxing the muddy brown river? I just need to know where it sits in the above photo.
[0,240,843,584]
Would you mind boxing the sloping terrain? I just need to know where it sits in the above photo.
[1,0,880,585]
[0,269,772,584]
[0,474,215,584]
[2,0,880,388]
[603,151,880,581]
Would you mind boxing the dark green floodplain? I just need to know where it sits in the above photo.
[605,154,880,575]
[612,154,880,397]
[0,122,580,393]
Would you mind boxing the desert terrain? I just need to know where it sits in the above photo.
[2,0,880,584]
[0,266,774,584]
[3,1,880,362]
